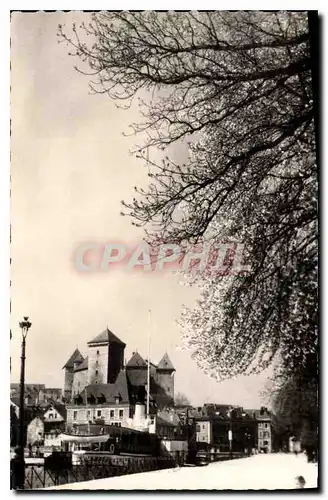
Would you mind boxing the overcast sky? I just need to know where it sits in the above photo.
[10,11,271,407]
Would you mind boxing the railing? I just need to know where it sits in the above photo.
[12,455,176,490]
[196,451,249,464]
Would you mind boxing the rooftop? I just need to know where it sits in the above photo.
[126,369,147,387]
[245,408,271,420]
[62,349,84,369]
[157,353,175,371]
[45,402,67,419]
[126,352,147,368]
[73,370,131,405]
[87,328,126,347]
[10,383,46,392]
[74,356,89,372]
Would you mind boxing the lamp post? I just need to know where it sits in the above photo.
[17,317,32,488]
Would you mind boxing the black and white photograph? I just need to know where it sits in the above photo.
[9,10,319,491]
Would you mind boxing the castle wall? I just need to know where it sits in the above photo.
[156,370,175,401]
[64,368,74,400]
[72,369,88,397]
[107,343,124,383]
[87,344,109,385]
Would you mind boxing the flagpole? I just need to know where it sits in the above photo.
[147,309,151,418]
[85,388,90,435]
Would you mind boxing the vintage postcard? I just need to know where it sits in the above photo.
[10,10,319,491]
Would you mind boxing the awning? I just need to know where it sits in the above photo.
[58,434,110,443]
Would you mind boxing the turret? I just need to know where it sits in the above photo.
[126,352,147,403]
[62,348,84,401]
[156,353,175,402]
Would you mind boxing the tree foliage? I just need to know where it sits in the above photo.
[270,372,318,458]
[174,392,191,406]
[59,12,318,384]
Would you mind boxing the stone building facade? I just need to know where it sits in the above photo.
[87,329,125,385]
[126,351,175,408]
[26,404,67,446]
[66,369,132,429]
[253,407,272,453]
[155,353,175,402]
[63,328,175,409]
[195,418,213,444]
[62,349,84,401]
[174,404,272,453]
[71,358,88,398]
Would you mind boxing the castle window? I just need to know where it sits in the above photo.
[97,410,102,417]
[97,350,100,355]
[259,431,263,438]
[119,410,124,418]
[96,360,98,367]
[95,370,98,376]
[73,411,77,420]
[196,425,200,432]
[264,423,268,428]
[110,410,115,418]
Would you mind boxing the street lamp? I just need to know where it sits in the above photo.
[17,317,32,488]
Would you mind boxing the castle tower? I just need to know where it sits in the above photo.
[87,328,126,385]
[126,352,147,403]
[62,348,84,401]
[156,353,175,402]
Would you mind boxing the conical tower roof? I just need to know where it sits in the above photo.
[74,356,89,372]
[157,353,175,371]
[62,349,84,369]
[126,352,147,368]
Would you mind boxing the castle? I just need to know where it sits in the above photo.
[62,328,175,411]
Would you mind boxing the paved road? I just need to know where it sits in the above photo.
[46,453,318,490]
